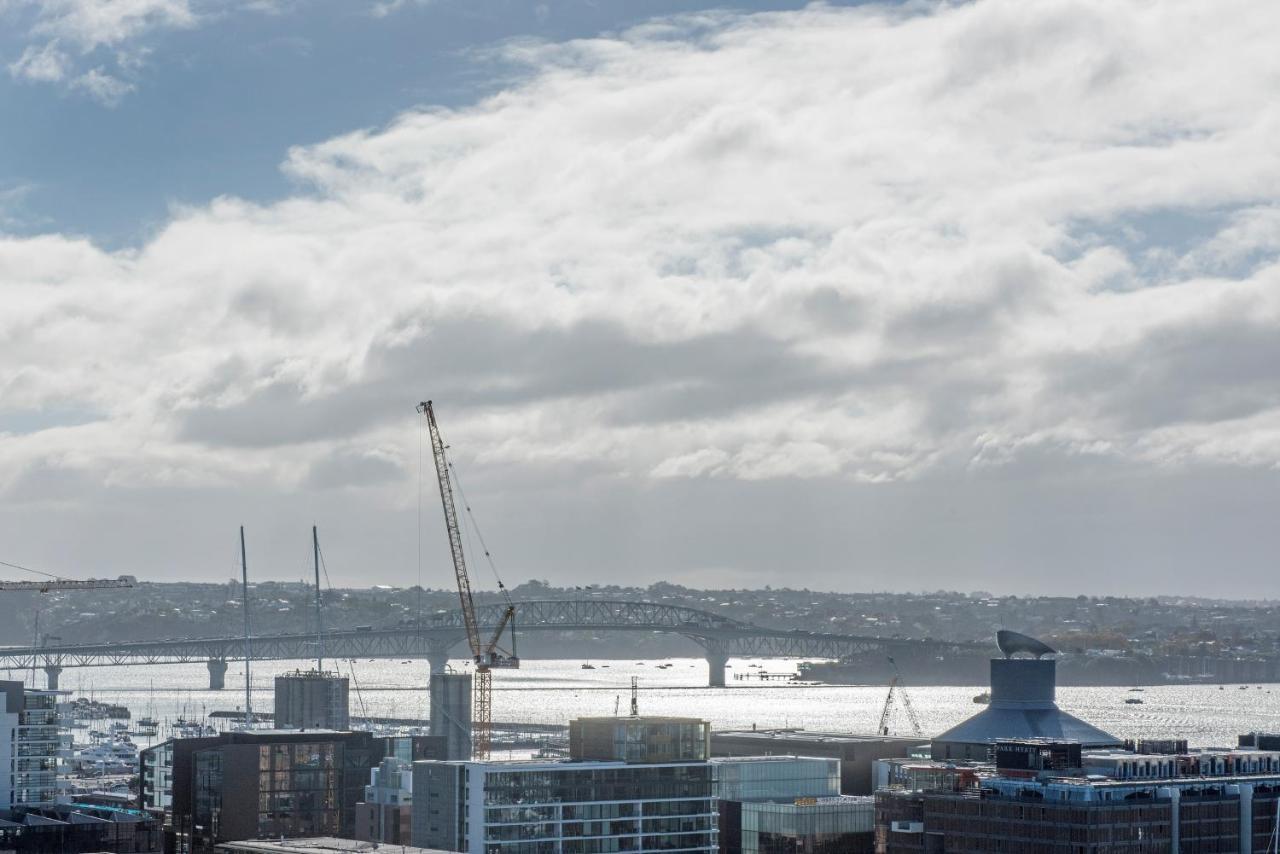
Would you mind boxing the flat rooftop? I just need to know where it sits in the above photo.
[710,754,827,763]
[416,758,708,771]
[216,838,450,854]
[714,729,924,744]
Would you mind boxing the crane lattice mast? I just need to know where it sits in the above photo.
[878,658,923,737]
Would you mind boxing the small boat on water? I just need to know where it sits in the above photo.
[972,691,991,704]
[1125,698,1144,705]
[581,663,595,670]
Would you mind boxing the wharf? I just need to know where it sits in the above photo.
[208,711,566,733]
[733,671,797,681]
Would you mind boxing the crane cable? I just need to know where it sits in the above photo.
[445,453,512,607]
[0,558,66,581]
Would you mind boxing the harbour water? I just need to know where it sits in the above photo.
[22,657,1280,749]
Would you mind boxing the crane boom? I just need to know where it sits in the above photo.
[418,400,518,760]
[420,401,484,660]
[879,657,923,737]
[877,676,898,736]
[0,575,136,593]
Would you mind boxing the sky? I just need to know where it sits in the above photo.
[2,0,1279,597]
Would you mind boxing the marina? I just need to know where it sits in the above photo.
[13,655,1280,760]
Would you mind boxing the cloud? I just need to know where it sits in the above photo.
[3,0,1280,591]
[304,447,403,489]
[26,0,196,51]
[2,0,293,102]
[7,40,72,82]
[70,66,134,104]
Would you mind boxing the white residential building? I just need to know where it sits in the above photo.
[0,680,71,808]
[412,758,718,854]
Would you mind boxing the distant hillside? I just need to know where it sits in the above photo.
[3,579,1276,662]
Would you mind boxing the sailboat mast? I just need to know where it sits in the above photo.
[313,525,324,673]
[240,526,253,729]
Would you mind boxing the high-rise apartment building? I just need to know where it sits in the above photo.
[0,680,70,808]
[414,715,719,853]
[140,730,438,853]
[355,755,414,845]
[413,758,718,854]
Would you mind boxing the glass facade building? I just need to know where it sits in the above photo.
[140,730,441,853]
[413,759,718,854]
[712,757,873,854]
[713,757,840,802]
[192,740,343,843]
[570,717,711,765]
[740,798,875,854]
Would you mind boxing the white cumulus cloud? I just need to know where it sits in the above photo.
[3,0,1280,592]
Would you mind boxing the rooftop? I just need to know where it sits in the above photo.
[215,838,451,854]
[933,659,1121,749]
[710,754,826,763]
[715,729,923,744]
[417,757,710,771]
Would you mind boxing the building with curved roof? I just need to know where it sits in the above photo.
[931,655,1122,761]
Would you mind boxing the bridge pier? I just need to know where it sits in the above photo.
[207,659,228,690]
[705,649,729,688]
[427,642,453,679]
[43,665,62,691]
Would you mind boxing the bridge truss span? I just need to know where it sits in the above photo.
[0,598,983,689]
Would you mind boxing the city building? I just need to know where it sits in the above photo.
[216,837,451,853]
[0,801,161,852]
[354,755,413,845]
[0,680,70,809]
[737,797,875,854]
[875,736,1280,853]
[570,716,711,763]
[429,671,471,761]
[930,650,1123,761]
[713,755,874,854]
[274,670,350,731]
[413,758,718,854]
[140,729,440,854]
[413,716,719,853]
[712,729,922,794]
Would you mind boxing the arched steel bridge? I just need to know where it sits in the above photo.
[0,599,986,689]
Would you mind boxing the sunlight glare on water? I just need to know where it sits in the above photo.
[28,657,1280,748]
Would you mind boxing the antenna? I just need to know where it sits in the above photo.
[630,676,639,717]
[240,526,253,730]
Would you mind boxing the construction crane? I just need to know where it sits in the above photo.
[877,656,923,737]
[418,401,518,760]
[0,564,137,688]
[0,574,136,593]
